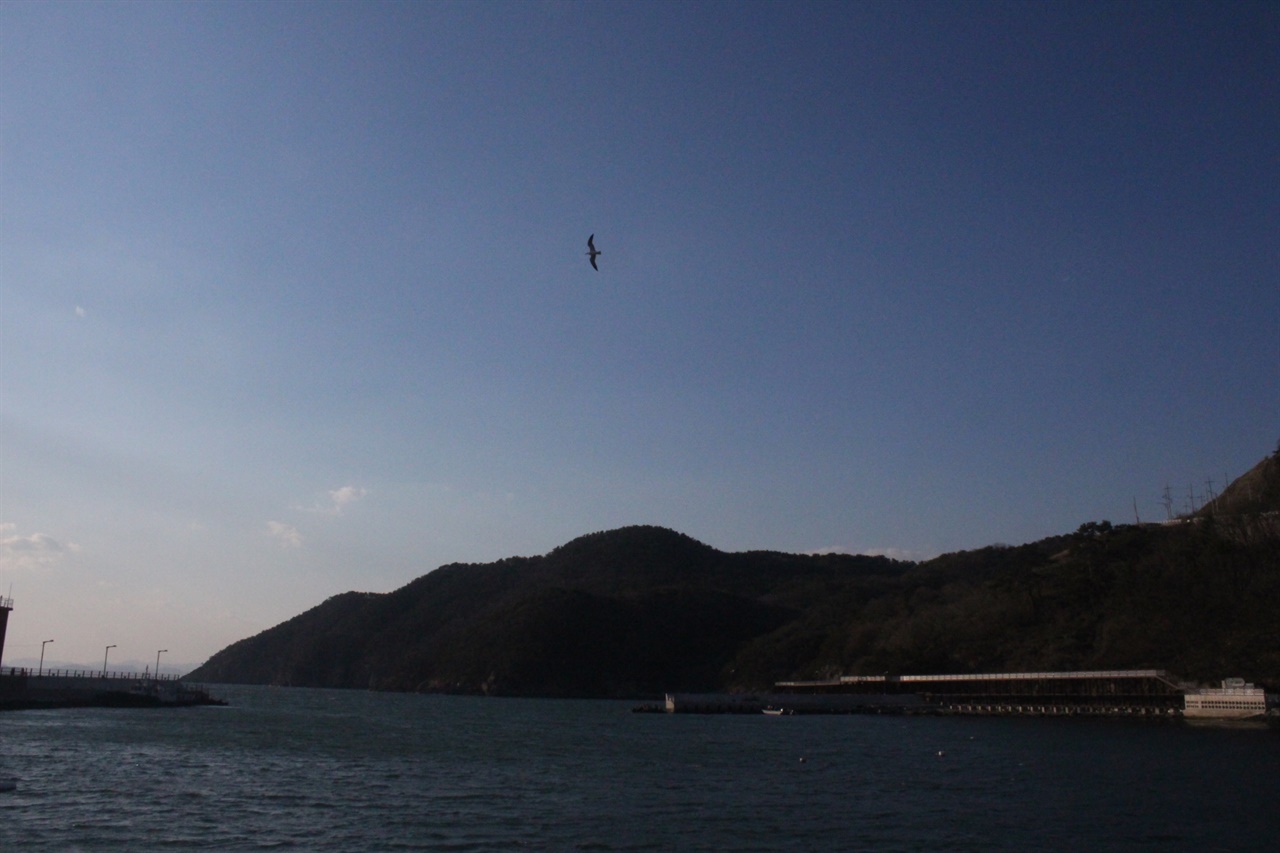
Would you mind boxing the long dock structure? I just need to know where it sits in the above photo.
[776,670,1189,716]
[661,670,1277,719]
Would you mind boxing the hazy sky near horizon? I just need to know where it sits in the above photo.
[2,1,1277,671]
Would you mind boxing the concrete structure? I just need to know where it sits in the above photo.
[1184,679,1270,719]
[0,669,225,710]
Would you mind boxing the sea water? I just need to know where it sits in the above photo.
[1,685,1277,851]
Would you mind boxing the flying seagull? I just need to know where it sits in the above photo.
[586,234,601,270]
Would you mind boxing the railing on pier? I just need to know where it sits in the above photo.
[3,667,182,681]
[2,667,227,709]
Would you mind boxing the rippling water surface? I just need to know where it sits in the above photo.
[2,685,1277,850]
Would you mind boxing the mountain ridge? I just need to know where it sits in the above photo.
[187,456,1280,695]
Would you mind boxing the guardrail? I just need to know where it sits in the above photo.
[3,667,182,681]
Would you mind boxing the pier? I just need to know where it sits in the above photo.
[777,670,1189,716]
[0,596,224,710]
[662,670,1278,718]
[0,668,225,710]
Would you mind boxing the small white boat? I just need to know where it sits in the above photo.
[762,707,794,716]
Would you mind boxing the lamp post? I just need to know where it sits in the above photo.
[39,639,53,676]
[155,649,167,681]
[103,644,116,677]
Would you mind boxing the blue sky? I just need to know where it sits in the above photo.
[2,0,1276,671]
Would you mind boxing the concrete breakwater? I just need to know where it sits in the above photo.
[0,596,225,710]
[0,669,226,711]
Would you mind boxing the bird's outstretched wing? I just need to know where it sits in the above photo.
[588,234,596,252]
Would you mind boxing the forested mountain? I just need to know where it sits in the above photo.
[187,452,1280,696]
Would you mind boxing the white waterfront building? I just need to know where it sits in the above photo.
[1183,678,1270,719]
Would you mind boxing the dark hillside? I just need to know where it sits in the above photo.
[1197,447,1280,520]
[188,526,904,696]
[725,519,1279,687]
[188,455,1280,696]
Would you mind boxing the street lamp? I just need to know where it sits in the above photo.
[155,649,168,681]
[103,644,116,677]
[39,639,53,676]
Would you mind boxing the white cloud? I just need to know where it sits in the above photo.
[266,521,302,548]
[297,485,368,516]
[328,485,367,512]
[0,524,81,572]
[75,305,86,317]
